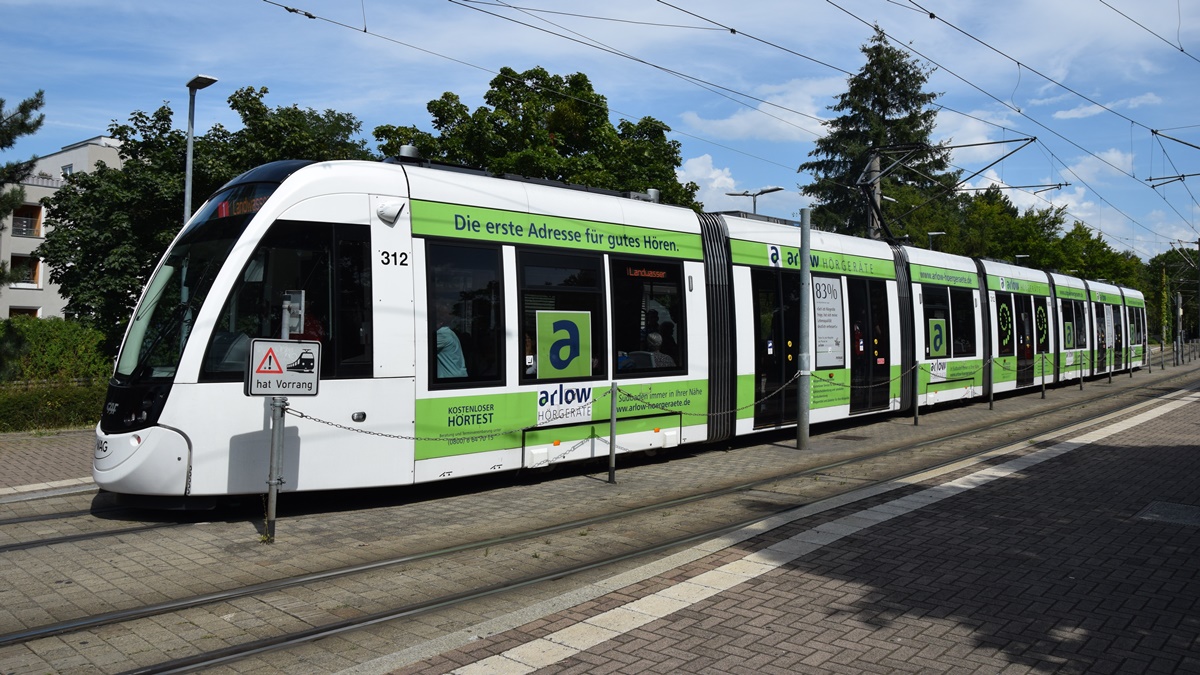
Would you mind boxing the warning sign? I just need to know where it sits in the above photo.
[255,348,285,374]
[245,339,321,396]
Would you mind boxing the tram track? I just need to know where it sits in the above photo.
[1,367,1195,674]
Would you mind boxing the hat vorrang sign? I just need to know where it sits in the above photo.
[245,339,321,396]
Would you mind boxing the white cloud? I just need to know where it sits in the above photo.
[678,154,736,208]
[679,77,841,142]
[1065,149,1134,184]
[1053,92,1161,119]
[1053,103,1105,120]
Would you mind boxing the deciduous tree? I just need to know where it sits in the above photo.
[374,66,700,209]
[38,87,374,353]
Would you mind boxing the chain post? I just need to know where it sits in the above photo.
[988,357,998,410]
[1040,353,1046,399]
[907,362,916,425]
[608,382,618,484]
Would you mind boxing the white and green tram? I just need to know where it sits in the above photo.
[94,158,1149,499]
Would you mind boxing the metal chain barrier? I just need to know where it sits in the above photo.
[285,386,615,444]
[807,360,923,390]
[284,353,1034,447]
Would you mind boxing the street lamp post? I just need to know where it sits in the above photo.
[927,231,946,250]
[184,74,218,225]
[726,186,783,214]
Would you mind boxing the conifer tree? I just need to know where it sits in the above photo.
[798,29,957,238]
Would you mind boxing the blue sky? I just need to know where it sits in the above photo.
[5,0,1200,260]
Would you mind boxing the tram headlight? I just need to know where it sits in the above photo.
[130,434,142,448]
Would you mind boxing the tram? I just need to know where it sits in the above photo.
[94,157,1148,497]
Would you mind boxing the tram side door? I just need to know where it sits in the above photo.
[1015,294,1034,386]
[1113,306,1125,369]
[751,268,799,428]
[848,277,890,413]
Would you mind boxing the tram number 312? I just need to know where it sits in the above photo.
[380,251,409,266]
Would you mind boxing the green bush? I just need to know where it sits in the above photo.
[0,315,112,382]
[0,381,106,432]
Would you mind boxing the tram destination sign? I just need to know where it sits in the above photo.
[245,339,321,397]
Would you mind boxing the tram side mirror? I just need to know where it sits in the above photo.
[377,201,405,226]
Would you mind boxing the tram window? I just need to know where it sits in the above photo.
[1073,301,1088,348]
[201,220,372,381]
[519,251,606,381]
[950,288,976,357]
[1035,297,1051,354]
[922,285,950,358]
[427,242,504,387]
[1130,308,1143,345]
[611,258,685,376]
[996,292,1015,357]
[1062,301,1076,349]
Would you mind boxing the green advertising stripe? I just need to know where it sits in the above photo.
[1125,297,1145,308]
[911,264,978,289]
[1055,286,1088,301]
[1090,291,1121,304]
[987,275,1051,296]
[728,239,896,279]
[523,415,677,448]
[415,380,708,459]
[416,392,532,459]
[411,199,703,260]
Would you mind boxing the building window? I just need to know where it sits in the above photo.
[61,164,73,177]
[9,255,39,287]
[8,307,39,318]
[12,204,41,237]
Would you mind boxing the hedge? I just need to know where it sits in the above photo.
[0,381,107,432]
[0,315,113,382]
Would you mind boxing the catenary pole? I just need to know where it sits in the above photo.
[797,208,811,450]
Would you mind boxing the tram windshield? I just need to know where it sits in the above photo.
[113,182,277,382]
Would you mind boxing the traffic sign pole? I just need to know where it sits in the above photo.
[264,396,287,543]
[245,339,320,544]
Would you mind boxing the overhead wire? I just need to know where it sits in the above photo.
[494,1,1171,254]
[267,0,1186,253]
[258,0,798,171]
[816,0,1178,244]
[448,0,828,137]
[651,0,1191,250]
[897,0,1199,240]
[455,1,729,31]
[1096,0,1200,65]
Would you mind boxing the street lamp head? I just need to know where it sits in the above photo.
[725,191,751,197]
[187,74,218,91]
[184,74,217,225]
[757,186,784,196]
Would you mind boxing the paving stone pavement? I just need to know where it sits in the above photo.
[375,387,1200,674]
[1,358,1199,674]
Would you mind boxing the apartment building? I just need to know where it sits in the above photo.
[1,136,121,318]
